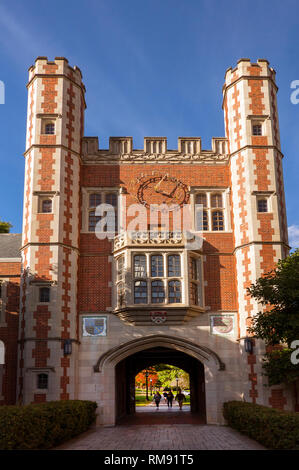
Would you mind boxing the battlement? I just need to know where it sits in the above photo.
[82,136,228,161]
[223,58,276,91]
[28,56,85,89]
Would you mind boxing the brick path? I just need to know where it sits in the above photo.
[55,423,265,450]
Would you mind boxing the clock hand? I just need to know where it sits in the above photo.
[168,184,179,198]
[154,174,167,191]
[154,189,172,197]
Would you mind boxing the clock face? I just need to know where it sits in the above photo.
[134,174,190,209]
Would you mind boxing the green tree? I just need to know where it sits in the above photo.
[155,364,189,390]
[248,249,299,399]
[0,219,12,233]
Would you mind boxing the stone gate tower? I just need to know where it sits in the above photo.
[15,57,292,423]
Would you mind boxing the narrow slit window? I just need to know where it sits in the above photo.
[117,256,125,282]
[117,282,125,307]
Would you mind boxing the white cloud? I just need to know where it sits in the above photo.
[288,225,299,249]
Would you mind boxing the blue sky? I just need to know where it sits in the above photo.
[0,0,298,248]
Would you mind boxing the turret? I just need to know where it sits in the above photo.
[223,59,289,404]
[18,57,86,403]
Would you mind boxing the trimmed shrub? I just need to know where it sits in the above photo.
[223,401,299,450]
[0,400,97,450]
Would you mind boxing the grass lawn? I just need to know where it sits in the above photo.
[135,389,153,406]
[135,389,190,406]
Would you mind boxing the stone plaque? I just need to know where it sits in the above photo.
[150,310,167,324]
[82,316,107,337]
[210,315,234,336]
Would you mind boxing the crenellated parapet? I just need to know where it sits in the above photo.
[82,136,229,163]
[28,56,85,90]
[223,58,276,91]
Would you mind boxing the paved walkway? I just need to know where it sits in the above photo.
[55,423,265,450]
[119,404,203,425]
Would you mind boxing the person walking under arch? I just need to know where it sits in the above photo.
[154,391,161,408]
[167,390,174,408]
[175,389,185,410]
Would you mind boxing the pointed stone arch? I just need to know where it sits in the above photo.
[94,334,227,426]
[93,334,225,372]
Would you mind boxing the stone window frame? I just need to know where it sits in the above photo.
[193,188,230,232]
[39,286,50,303]
[27,368,54,395]
[131,250,185,306]
[30,281,54,306]
[33,191,57,215]
[37,373,48,390]
[41,119,56,135]
[112,249,205,310]
[38,195,54,214]
[257,198,268,213]
[188,254,204,308]
[116,254,126,307]
[247,114,271,140]
[81,187,119,234]
[252,122,263,136]
[254,191,274,214]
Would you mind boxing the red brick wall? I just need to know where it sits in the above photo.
[79,163,236,314]
[0,261,21,405]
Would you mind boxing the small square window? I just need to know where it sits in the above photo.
[45,123,55,135]
[257,199,268,213]
[252,124,262,136]
[41,199,52,213]
[39,287,50,303]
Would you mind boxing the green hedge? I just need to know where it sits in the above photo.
[223,401,299,450]
[0,400,97,450]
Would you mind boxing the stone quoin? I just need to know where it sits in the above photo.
[0,57,294,424]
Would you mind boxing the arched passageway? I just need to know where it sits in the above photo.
[115,346,206,423]
[95,334,225,426]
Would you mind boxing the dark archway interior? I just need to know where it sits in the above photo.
[115,347,206,423]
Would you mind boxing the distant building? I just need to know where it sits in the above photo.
[0,57,293,424]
